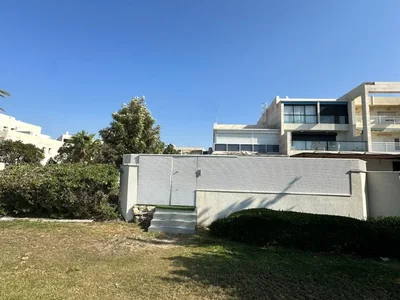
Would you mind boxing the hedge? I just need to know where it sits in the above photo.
[209,208,400,258]
[0,164,119,220]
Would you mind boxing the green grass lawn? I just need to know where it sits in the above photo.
[0,221,399,300]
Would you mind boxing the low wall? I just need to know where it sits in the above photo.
[367,172,400,217]
[120,154,368,224]
[196,171,368,226]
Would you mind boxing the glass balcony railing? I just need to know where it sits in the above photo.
[371,116,400,125]
[292,141,367,151]
[371,142,400,152]
[284,115,348,124]
[356,115,400,125]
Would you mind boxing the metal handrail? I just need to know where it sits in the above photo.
[370,115,400,125]
[371,142,400,152]
[356,115,400,125]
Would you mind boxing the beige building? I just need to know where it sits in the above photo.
[175,146,205,155]
[0,114,71,163]
[214,82,400,171]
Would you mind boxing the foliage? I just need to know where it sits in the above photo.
[99,97,164,165]
[163,143,179,154]
[55,130,101,164]
[0,164,119,220]
[0,89,10,98]
[0,89,10,112]
[0,140,44,165]
[209,208,400,258]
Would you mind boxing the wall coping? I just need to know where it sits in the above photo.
[196,189,351,197]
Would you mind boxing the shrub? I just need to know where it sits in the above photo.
[0,164,119,220]
[209,209,400,258]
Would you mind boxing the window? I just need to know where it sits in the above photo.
[395,138,400,151]
[393,161,400,171]
[214,144,226,151]
[227,144,239,151]
[284,105,317,124]
[241,144,253,151]
[267,145,279,153]
[320,104,348,124]
[253,145,266,153]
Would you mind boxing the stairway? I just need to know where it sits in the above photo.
[148,208,196,234]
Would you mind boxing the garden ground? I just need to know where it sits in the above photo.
[0,221,399,300]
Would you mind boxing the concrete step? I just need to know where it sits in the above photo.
[150,219,196,228]
[156,208,196,214]
[154,211,197,221]
[148,225,195,235]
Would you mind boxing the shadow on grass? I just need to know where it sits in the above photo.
[160,235,400,300]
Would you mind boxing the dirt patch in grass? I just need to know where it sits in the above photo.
[0,221,399,300]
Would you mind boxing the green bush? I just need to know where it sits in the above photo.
[209,209,400,258]
[0,164,119,220]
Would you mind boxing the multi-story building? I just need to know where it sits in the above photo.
[0,114,71,163]
[213,82,400,171]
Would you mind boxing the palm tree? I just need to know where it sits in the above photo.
[56,130,101,164]
[0,89,10,112]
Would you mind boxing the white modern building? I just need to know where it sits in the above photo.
[0,114,71,163]
[213,82,400,171]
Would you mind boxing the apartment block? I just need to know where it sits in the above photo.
[0,114,70,163]
[213,82,400,171]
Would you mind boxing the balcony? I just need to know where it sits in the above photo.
[292,141,367,152]
[371,142,400,153]
[371,115,400,125]
[356,115,400,131]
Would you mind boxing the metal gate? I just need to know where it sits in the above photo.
[170,157,197,206]
[137,156,197,206]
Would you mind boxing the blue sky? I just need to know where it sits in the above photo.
[1,0,399,147]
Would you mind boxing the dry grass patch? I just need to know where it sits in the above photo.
[0,221,399,300]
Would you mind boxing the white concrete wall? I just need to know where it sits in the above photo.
[197,169,367,226]
[196,156,358,195]
[120,154,368,223]
[119,163,139,221]
[367,172,400,217]
[0,114,42,134]
[283,123,349,132]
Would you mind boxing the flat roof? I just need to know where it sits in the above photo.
[213,124,279,131]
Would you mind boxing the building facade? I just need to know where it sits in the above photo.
[0,114,70,163]
[213,82,400,171]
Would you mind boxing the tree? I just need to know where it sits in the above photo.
[55,130,101,164]
[0,89,10,112]
[163,143,179,154]
[99,97,164,165]
[0,140,44,165]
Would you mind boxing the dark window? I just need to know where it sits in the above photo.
[214,144,226,151]
[227,144,239,151]
[395,138,400,151]
[320,104,348,124]
[241,144,253,151]
[267,145,280,153]
[284,105,317,124]
[393,161,400,171]
[292,132,337,141]
[254,145,266,153]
